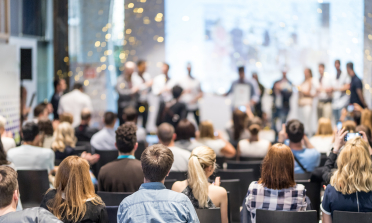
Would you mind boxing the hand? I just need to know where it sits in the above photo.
[333,128,348,154]
[353,103,363,112]
[145,80,153,87]
[213,177,221,186]
[278,124,287,143]
[132,86,140,94]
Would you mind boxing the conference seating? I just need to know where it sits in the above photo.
[294,173,312,180]
[320,153,328,167]
[135,142,146,160]
[226,160,262,181]
[196,208,221,223]
[75,142,92,154]
[239,157,264,162]
[97,191,133,206]
[220,179,240,223]
[17,170,49,208]
[296,179,321,220]
[167,171,187,181]
[93,149,118,176]
[216,157,226,168]
[256,209,318,223]
[164,178,176,189]
[333,211,372,222]
[106,206,119,223]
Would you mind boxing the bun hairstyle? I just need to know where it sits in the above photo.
[247,117,262,135]
[188,146,216,208]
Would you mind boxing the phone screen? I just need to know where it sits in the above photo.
[214,131,218,137]
[238,105,246,112]
[337,121,343,131]
[344,133,362,141]
[347,104,354,112]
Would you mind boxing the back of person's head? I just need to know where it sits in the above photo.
[315,117,333,136]
[141,144,174,182]
[0,138,10,165]
[59,113,74,124]
[52,122,76,152]
[356,125,372,146]
[247,116,262,136]
[199,121,215,139]
[22,122,39,142]
[232,109,247,140]
[176,119,196,140]
[347,62,354,70]
[286,120,304,143]
[123,107,137,122]
[0,166,18,209]
[33,103,47,118]
[259,143,295,189]
[73,83,84,91]
[331,137,372,194]
[38,119,54,136]
[188,146,216,208]
[361,109,372,133]
[116,122,137,153]
[172,85,183,99]
[80,108,91,122]
[104,112,117,126]
[342,120,356,133]
[49,156,103,222]
[0,116,6,131]
[157,123,175,145]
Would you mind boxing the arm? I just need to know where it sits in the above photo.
[219,137,236,158]
[245,105,254,119]
[99,207,109,223]
[156,102,165,127]
[236,142,241,161]
[322,213,332,223]
[356,88,367,107]
[220,189,229,223]
[302,135,314,149]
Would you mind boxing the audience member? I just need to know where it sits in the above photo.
[237,117,271,159]
[356,125,372,147]
[252,72,265,117]
[278,120,320,174]
[51,79,67,120]
[7,123,54,172]
[156,85,187,128]
[31,103,49,124]
[174,119,203,152]
[310,117,334,154]
[172,146,228,223]
[38,120,54,148]
[347,62,367,108]
[317,63,333,120]
[75,109,98,143]
[117,144,199,222]
[360,108,372,134]
[342,120,356,132]
[58,83,93,128]
[0,166,62,222]
[41,156,107,223]
[0,116,15,152]
[0,138,15,169]
[98,122,144,192]
[243,143,307,223]
[59,113,74,125]
[197,121,236,158]
[90,112,117,151]
[152,62,177,103]
[157,123,190,172]
[322,136,372,223]
[226,109,250,148]
[122,107,146,142]
[332,60,350,123]
[52,122,77,160]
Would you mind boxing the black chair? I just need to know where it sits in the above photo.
[216,157,226,168]
[256,209,318,223]
[239,157,264,162]
[55,159,63,166]
[106,206,118,223]
[296,179,321,220]
[294,173,312,180]
[226,161,262,181]
[196,208,221,223]
[334,211,372,222]
[135,142,146,160]
[75,143,92,154]
[220,179,240,223]
[93,149,118,176]
[97,191,133,206]
[17,170,50,208]
[319,153,327,167]
[164,179,176,189]
[167,171,187,181]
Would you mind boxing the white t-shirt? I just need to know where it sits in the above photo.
[238,139,270,158]
[168,146,191,172]
[136,126,146,142]
[197,138,226,157]
[132,72,152,103]
[178,75,202,111]
[332,71,351,109]
[152,74,177,102]
[309,135,333,154]
[2,137,16,152]
[318,75,333,101]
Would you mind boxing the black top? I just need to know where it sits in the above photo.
[51,93,61,120]
[55,146,76,160]
[75,125,99,142]
[350,75,364,107]
[181,185,216,209]
[0,207,62,223]
[156,100,187,128]
[271,79,293,109]
[40,189,108,223]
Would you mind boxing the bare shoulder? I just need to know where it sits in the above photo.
[209,185,227,197]
[171,180,188,192]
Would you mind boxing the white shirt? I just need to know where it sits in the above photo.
[90,127,116,151]
[168,146,191,172]
[332,71,351,109]
[197,138,226,157]
[58,89,93,128]
[309,135,333,154]
[317,74,333,101]
[178,75,202,111]
[2,137,16,152]
[152,74,177,102]
[132,72,152,103]
[7,145,55,172]
[238,139,270,158]
[136,126,147,142]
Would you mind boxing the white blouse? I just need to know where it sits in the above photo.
[238,139,270,158]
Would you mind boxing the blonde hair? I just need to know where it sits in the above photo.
[330,137,372,194]
[361,109,372,134]
[188,146,216,208]
[52,122,76,152]
[199,121,214,139]
[315,117,333,136]
[342,120,356,133]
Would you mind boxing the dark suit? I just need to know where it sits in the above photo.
[50,93,61,120]
[75,124,99,143]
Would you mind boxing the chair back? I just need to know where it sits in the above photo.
[220,179,240,222]
[196,208,221,223]
[216,157,226,168]
[294,173,312,180]
[106,206,118,223]
[75,143,92,154]
[167,171,188,181]
[226,160,262,181]
[319,153,327,167]
[17,170,50,208]
[97,191,133,206]
[164,179,176,190]
[256,209,318,223]
[239,157,264,162]
[296,179,321,220]
[135,142,146,160]
[333,211,372,222]
[94,149,118,176]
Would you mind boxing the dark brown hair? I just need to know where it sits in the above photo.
[0,166,18,208]
[116,122,137,153]
[247,117,262,136]
[0,137,10,165]
[123,107,137,122]
[38,120,54,136]
[59,113,73,124]
[141,144,174,182]
[233,109,247,140]
[176,119,196,140]
[258,143,296,189]
[104,112,117,125]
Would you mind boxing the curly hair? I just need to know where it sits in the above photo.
[52,122,76,152]
[116,122,137,153]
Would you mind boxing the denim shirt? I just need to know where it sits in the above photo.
[117,182,200,223]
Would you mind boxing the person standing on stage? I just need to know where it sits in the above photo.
[331,60,350,123]
[252,72,265,118]
[116,61,139,125]
[271,69,293,133]
[152,63,177,102]
[132,60,152,129]
[179,63,203,126]
[316,63,333,120]
[50,79,67,120]
[347,62,367,108]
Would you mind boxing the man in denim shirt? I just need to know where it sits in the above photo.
[117,144,200,223]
